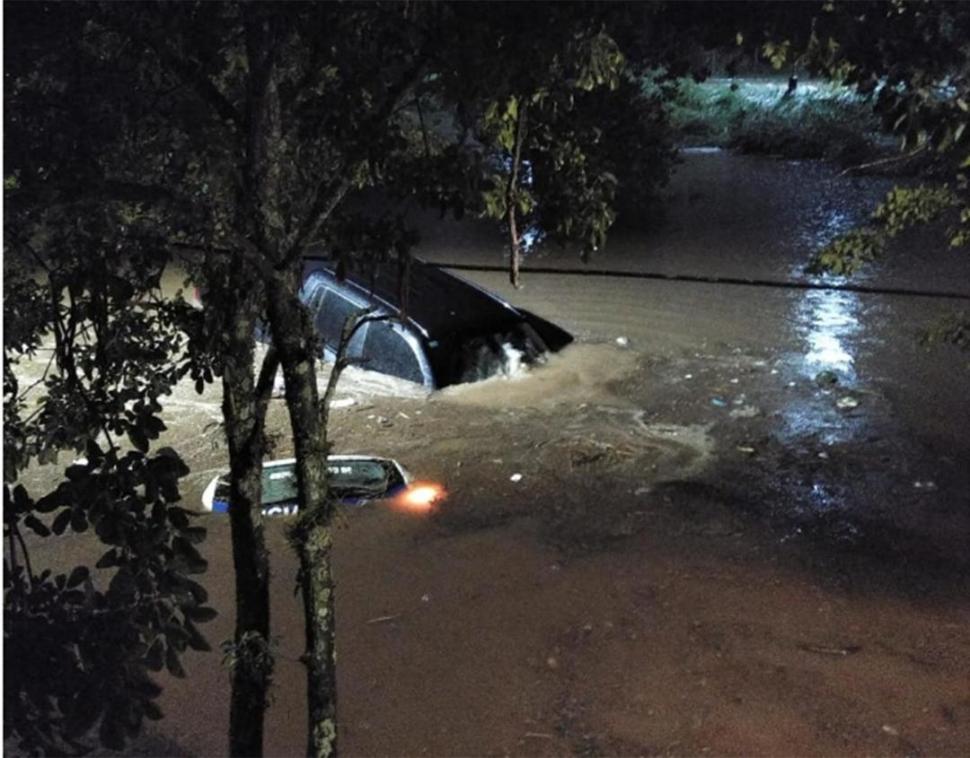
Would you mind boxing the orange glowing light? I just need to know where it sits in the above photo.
[394,482,445,513]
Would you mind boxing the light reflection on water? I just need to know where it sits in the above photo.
[797,288,860,381]
[778,286,864,456]
[796,208,851,254]
[777,286,867,519]
[809,482,837,512]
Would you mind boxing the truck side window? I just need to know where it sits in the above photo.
[362,322,424,384]
[304,282,326,313]
[315,289,364,350]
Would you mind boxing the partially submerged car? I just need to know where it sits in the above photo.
[301,257,572,389]
[201,456,411,516]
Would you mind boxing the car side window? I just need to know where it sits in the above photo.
[315,288,365,350]
[305,282,326,313]
[361,322,424,383]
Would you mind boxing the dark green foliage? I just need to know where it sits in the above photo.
[808,185,961,274]
[806,227,885,276]
[524,75,676,242]
[376,3,679,274]
[666,78,749,144]
[5,453,212,755]
[806,2,970,158]
[753,1,970,269]
[667,78,883,163]
[872,185,961,237]
[4,13,218,748]
[3,269,215,757]
[728,95,879,163]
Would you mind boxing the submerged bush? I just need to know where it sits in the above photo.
[921,311,969,353]
[665,78,748,145]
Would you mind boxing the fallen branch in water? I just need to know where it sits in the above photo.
[365,614,400,625]
[797,642,862,656]
[838,146,926,177]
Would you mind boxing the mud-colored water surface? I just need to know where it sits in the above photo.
[14,151,970,756]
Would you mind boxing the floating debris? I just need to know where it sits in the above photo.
[730,406,760,419]
[798,642,862,656]
[510,473,523,483]
[365,614,400,625]
[615,336,630,348]
[836,396,860,410]
[710,397,728,408]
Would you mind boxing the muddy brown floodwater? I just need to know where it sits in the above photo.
[16,150,970,756]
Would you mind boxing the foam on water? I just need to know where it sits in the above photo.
[436,343,638,409]
[499,341,528,378]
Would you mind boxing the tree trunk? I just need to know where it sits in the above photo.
[265,270,338,758]
[220,280,273,758]
[222,14,291,755]
[294,512,337,758]
[507,202,521,290]
[506,99,528,289]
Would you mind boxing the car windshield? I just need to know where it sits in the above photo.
[328,459,393,493]
[213,459,397,507]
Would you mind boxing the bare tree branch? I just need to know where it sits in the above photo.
[168,238,277,283]
[415,94,433,159]
[838,145,927,177]
[12,522,36,588]
[320,311,389,431]
[283,58,429,265]
[134,33,241,129]
[253,346,279,429]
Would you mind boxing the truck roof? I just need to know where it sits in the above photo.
[302,256,524,341]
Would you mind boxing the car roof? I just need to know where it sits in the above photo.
[303,257,524,341]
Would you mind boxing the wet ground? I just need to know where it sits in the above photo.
[15,150,970,756]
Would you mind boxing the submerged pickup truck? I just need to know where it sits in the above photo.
[300,257,573,389]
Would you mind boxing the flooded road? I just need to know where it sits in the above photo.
[413,148,970,566]
[17,150,970,756]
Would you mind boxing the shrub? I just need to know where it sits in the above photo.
[665,77,886,164]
